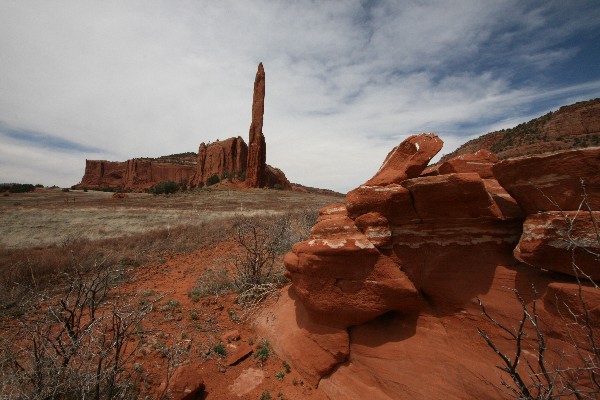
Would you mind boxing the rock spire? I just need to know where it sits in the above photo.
[246,63,267,188]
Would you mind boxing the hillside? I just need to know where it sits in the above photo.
[440,98,600,162]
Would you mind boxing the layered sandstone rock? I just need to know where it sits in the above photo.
[515,212,600,280]
[257,134,599,399]
[493,147,600,213]
[246,63,267,188]
[78,159,195,191]
[437,148,498,178]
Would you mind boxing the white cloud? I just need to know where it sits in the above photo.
[0,0,599,192]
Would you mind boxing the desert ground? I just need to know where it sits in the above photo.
[0,187,342,399]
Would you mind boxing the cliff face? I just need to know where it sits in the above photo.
[192,137,248,187]
[441,98,600,161]
[255,134,600,399]
[79,159,196,191]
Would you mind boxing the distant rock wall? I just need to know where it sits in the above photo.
[78,159,196,191]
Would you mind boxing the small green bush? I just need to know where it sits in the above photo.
[260,391,272,400]
[0,183,36,193]
[206,174,220,186]
[152,180,179,195]
[254,338,271,365]
[275,371,285,381]
[213,343,226,357]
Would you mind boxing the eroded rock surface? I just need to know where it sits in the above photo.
[365,133,443,186]
[258,135,600,399]
[493,147,600,213]
[192,137,247,187]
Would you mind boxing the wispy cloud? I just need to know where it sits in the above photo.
[0,122,105,153]
[0,0,599,191]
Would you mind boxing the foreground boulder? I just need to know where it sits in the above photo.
[515,212,600,280]
[257,133,600,398]
[285,205,421,328]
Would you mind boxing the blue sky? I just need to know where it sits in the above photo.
[1,0,599,193]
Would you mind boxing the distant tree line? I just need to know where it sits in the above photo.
[0,183,42,193]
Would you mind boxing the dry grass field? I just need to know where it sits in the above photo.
[0,187,341,310]
[0,188,339,248]
[0,187,341,399]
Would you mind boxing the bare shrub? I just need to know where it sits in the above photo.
[478,181,599,399]
[231,217,287,294]
[0,219,234,312]
[229,211,317,318]
[1,263,163,399]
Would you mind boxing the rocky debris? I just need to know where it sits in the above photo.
[226,342,254,366]
[493,147,600,213]
[228,368,265,397]
[365,133,443,186]
[157,364,204,400]
[246,63,267,188]
[514,212,600,280]
[192,137,247,187]
[111,192,127,199]
[437,149,498,178]
[345,184,419,225]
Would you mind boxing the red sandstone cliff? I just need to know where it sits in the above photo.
[78,158,196,191]
[192,137,247,187]
[255,135,600,399]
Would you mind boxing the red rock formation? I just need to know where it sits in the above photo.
[246,63,267,188]
[515,212,600,279]
[77,159,195,191]
[157,364,204,400]
[265,165,291,190]
[255,134,599,398]
[437,148,498,178]
[365,133,443,186]
[192,137,247,187]
[493,147,600,213]
[77,63,295,192]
